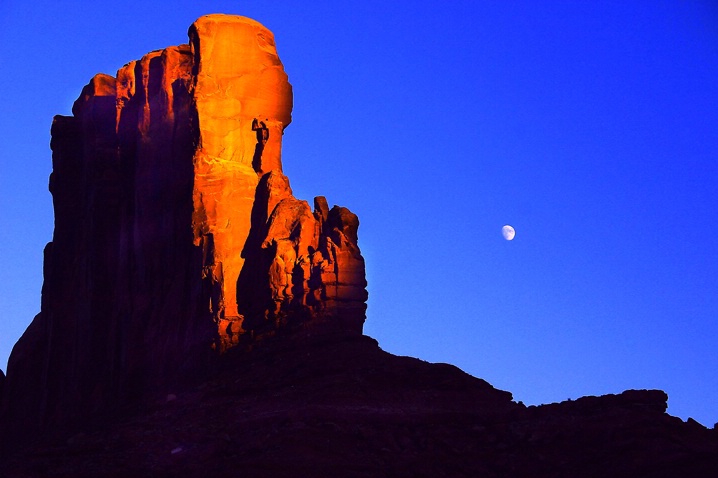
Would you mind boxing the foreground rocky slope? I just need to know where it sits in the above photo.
[1,14,717,477]
[1,331,717,477]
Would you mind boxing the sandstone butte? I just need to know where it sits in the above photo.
[1,14,718,478]
[0,14,367,440]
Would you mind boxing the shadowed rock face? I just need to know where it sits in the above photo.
[0,14,366,441]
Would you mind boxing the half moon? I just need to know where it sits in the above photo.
[502,225,516,241]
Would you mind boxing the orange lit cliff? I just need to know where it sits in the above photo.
[0,14,366,437]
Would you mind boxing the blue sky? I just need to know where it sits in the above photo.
[1,1,716,426]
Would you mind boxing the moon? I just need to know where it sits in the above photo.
[501,225,516,241]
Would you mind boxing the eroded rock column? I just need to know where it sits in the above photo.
[1,15,366,443]
[189,15,293,331]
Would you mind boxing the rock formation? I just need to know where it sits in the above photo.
[1,14,717,477]
[0,14,366,442]
[234,175,367,347]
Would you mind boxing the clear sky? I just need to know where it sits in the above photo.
[1,1,716,426]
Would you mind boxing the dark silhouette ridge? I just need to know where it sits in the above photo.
[1,331,718,477]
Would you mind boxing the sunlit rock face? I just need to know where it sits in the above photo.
[232,173,367,349]
[189,15,293,325]
[0,14,366,440]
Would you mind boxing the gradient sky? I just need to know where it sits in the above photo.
[1,1,716,426]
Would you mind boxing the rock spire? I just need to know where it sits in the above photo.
[0,14,367,439]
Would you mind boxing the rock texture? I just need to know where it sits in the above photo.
[189,15,293,326]
[234,173,367,347]
[0,14,366,443]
